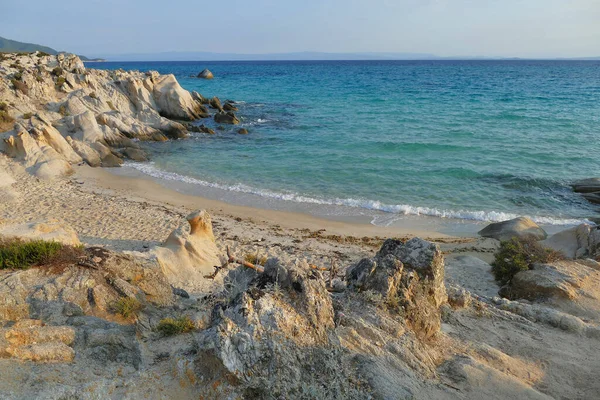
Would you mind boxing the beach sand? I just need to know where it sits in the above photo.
[0,154,495,271]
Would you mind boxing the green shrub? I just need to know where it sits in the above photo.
[37,51,50,57]
[36,75,44,82]
[22,112,33,119]
[51,67,63,76]
[10,62,20,68]
[13,72,22,81]
[58,104,68,116]
[0,238,63,269]
[491,236,564,285]
[56,76,66,87]
[110,297,142,318]
[0,102,8,112]
[156,316,195,336]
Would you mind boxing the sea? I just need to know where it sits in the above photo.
[85,60,600,233]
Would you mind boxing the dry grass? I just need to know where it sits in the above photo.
[0,237,83,270]
[110,297,142,318]
[156,316,196,336]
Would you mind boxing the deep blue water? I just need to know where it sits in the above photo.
[86,60,600,225]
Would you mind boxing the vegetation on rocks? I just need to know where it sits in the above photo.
[11,79,28,95]
[0,238,68,269]
[51,66,63,76]
[110,297,143,318]
[0,102,14,127]
[491,235,564,285]
[156,316,195,336]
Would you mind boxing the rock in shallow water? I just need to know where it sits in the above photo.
[197,69,214,79]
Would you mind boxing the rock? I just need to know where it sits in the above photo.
[582,192,600,204]
[347,238,447,339]
[478,217,547,241]
[572,178,600,193]
[199,125,215,134]
[152,210,221,291]
[542,223,600,259]
[197,69,214,79]
[214,112,240,125]
[6,342,75,363]
[66,137,101,167]
[208,96,223,111]
[152,74,207,120]
[191,91,208,104]
[5,326,75,346]
[121,147,148,162]
[100,153,123,167]
[223,102,238,112]
[0,218,81,246]
[508,260,596,300]
[237,128,248,135]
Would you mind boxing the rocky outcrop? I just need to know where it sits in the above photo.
[0,52,236,179]
[478,217,547,241]
[197,69,214,79]
[152,210,221,291]
[346,238,447,338]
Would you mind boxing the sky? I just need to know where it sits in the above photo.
[1,0,599,58]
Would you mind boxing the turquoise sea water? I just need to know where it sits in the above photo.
[87,60,600,226]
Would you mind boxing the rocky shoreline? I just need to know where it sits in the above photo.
[0,52,239,179]
[1,53,600,399]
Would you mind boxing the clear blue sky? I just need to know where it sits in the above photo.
[2,0,599,57]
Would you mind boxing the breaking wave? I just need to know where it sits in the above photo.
[125,162,587,226]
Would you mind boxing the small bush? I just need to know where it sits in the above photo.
[36,75,44,82]
[37,51,50,57]
[22,112,33,119]
[156,316,195,336]
[10,62,20,68]
[51,67,63,76]
[244,253,268,266]
[491,236,564,285]
[13,72,22,81]
[56,76,66,87]
[58,104,68,116]
[0,238,64,269]
[110,297,142,318]
[0,102,7,112]
[89,92,97,99]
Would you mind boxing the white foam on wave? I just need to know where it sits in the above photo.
[125,162,588,226]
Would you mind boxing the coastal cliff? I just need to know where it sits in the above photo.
[0,52,229,178]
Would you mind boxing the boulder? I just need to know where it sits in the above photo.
[197,69,214,79]
[214,111,240,125]
[0,218,81,246]
[223,102,238,112]
[478,217,547,241]
[121,147,148,162]
[208,97,223,112]
[152,74,205,120]
[507,260,596,301]
[152,210,221,291]
[572,178,600,193]
[101,153,123,167]
[66,137,101,167]
[542,223,600,259]
[237,128,248,135]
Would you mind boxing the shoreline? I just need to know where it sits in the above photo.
[87,163,573,238]
[74,164,455,239]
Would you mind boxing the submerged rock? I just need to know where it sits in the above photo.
[237,128,248,135]
[478,217,547,241]
[214,111,240,125]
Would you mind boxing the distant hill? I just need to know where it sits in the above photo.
[0,36,58,54]
[0,36,105,61]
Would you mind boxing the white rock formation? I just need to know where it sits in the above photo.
[0,52,215,179]
[153,210,221,291]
